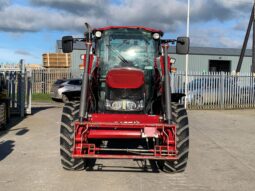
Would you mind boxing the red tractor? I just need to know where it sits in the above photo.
[60,24,190,173]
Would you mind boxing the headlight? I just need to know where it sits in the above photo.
[95,31,102,38]
[126,100,137,110]
[111,101,122,110]
[105,99,144,111]
[153,33,160,40]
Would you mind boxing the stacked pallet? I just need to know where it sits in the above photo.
[43,53,71,68]
[25,64,44,70]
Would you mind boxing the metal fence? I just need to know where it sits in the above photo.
[31,69,74,94]
[171,72,255,109]
[0,60,32,117]
[29,69,255,110]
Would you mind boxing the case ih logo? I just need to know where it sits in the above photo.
[115,121,140,124]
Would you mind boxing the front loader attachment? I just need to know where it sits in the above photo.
[73,114,177,160]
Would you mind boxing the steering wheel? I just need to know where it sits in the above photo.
[119,61,135,67]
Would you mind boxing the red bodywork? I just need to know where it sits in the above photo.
[73,26,177,160]
[94,26,163,36]
[106,68,144,89]
[73,114,177,160]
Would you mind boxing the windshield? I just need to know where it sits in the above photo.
[97,29,157,76]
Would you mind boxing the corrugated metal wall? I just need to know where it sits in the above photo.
[71,50,84,73]
[57,48,84,75]
[170,54,252,73]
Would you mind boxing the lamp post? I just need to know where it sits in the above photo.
[184,0,190,108]
[253,0,255,75]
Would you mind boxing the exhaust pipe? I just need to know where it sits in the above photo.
[79,23,92,122]
[162,44,172,124]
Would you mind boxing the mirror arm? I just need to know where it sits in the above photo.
[161,38,188,45]
[161,39,176,44]
[73,38,86,42]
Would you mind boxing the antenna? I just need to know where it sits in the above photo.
[85,22,92,33]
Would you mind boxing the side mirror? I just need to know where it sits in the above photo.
[62,36,73,53]
[176,37,190,55]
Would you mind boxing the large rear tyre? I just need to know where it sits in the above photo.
[157,103,189,173]
[60,102,85,170]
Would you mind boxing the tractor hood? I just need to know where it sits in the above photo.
[106,68,144,89]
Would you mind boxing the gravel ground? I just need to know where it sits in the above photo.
[1,103,255,191]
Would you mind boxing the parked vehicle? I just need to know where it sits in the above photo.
[186,77,240,105]
[50,78,82,103]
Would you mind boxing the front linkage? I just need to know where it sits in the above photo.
[73,114,177,160]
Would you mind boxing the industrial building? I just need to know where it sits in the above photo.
[56,40,252,73]
[169,47,252,73]
[56,40,86,72]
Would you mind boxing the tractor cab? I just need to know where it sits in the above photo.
[94,27,163,113]
[95,27,161,75]
[62,26,189,115]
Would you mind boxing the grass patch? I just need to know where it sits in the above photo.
[32,93,52,102]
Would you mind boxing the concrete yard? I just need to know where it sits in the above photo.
[1,103,255,191]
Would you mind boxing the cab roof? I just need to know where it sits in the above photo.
[93,26,164,36]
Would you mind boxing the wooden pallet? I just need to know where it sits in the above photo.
[43,53,71,68]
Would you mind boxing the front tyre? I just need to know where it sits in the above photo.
[158,103,189,173]
[60,102,85,170]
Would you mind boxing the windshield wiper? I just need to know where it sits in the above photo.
[106,45,130,65]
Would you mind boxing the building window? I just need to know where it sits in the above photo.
[209,60,231,72]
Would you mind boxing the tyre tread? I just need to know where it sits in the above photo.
[158,103,189,173]
[60,102,85,171]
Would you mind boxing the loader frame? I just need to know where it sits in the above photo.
[73,114,177,160]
